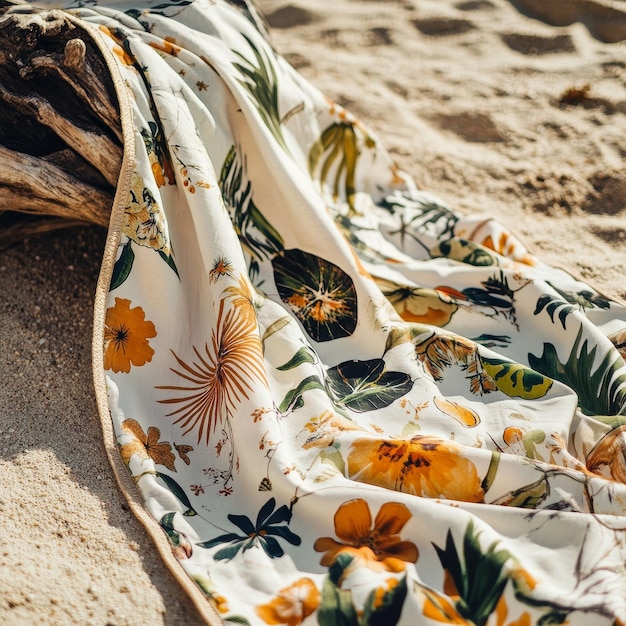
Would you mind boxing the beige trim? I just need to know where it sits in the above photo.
[77,15,224,626]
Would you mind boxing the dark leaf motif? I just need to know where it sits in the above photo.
[432,520,512,626]
[219,146,284,266]
[159,512,192,557]
[110,241,134,291]
[534,294,576,330]
[196,497,301,562]
[529,326,626,415]
[224,618,252,626]
[273,248,358,343]
[326,358,413,413]
[361,575,408,626]
[158,250,180,278]
[156,472,196,516]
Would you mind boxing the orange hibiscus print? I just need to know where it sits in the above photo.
[104,298,157,373]
[314,498,418,573]
[348,436,484,502]
[119,418,176,472]
[256,578,320,626]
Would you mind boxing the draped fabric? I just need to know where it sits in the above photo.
[22,1,626,624]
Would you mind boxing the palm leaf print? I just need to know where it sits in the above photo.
[529,325,626,415]
[156,285,268,444]
[309,122,363,213]
[219,146,284,271]
[272,248,358,342]
[233,35,288,151]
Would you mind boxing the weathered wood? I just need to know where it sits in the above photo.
[0,6,122,247]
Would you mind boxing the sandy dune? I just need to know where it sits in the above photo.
[1,0,624,624]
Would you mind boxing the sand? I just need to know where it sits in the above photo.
[0,0,624,624]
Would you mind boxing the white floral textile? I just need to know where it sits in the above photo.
[21,1,626,624]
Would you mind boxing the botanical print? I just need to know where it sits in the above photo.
[72,1,626,624]
[347,436,484,502]
[273,248,358,342]
[314,499,418,572]
[103,297,156,373]
[119,418,177,472]
[256,578,320,626]
[157,274,267,445]
[197,497,301,560]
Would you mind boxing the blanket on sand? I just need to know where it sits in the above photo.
[16,1,626,623]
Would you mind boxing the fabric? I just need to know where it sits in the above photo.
[24,1,626,624]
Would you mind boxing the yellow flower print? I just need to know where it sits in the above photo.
[122,173,170,254]
[313,499,418,572]
[256,578,320,626]
[348,436,484,502]
[119,418,176,471]
[104,298,157,373]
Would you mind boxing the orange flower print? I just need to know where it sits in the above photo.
[314,499,418,573]
[347,436,484,503]
[104,298,157,373]
[256,578,320,626]
[119,418,176,471]
[586,425,626,483]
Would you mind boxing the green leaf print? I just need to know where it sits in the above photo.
[326,358,413,413]
[156,471,197,517]
[528,325,626,415]
[219,145,284,265]
[159,512,192,557]
[277,346,316,371]
[309,122,368,214]
[361,575,407,626]
[480,356,553,400]
[432,520,512,626]
[278,374,325,413]
[318,563,359,626]
[273,248,358,342]
[233,35,288,151]
[110,241,134,291]
[158,249,179,277]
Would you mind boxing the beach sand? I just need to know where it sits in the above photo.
[1,0,624,624]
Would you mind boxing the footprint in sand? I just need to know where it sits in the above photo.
[508,0,626,43]
[264,4,317,30]
[430,111,505,143]
[584,172,626,215]
[455,0,496,10]
[368,26,393,46]
[590,225,626,246]
[501,32,576,55]
[412,17,475,36]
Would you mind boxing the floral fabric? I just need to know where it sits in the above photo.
[26,1,626,624]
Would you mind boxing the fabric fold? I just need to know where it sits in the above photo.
[17,1,626,623]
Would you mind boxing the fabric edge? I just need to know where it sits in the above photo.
[77,15,224,626]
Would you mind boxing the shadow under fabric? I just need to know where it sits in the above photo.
[6,1,626,624]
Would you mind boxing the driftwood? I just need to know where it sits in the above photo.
[0,2,122,248]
